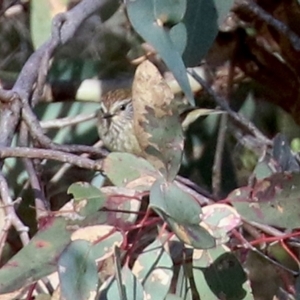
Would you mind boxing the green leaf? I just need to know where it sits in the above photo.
[104,265,144,300]
[165,295,184,300]
[132,239,173,300]
[102,152,160,190]
[169,23,187,55]
[139,106,184,181]
[150,179,202,224]
[150,179,216,249]
[68,182,106,217]
[193,246,249,299]
[67,185,143,230]
[153,0,186,25]
[228,173,300,229]
[0,218,71,294]
[167,218,216,249]
[101,187,142,228]
[200,204,241,245]
[175,264,193,300]
[181,109,224,131]
[182,0,218,67]
[58,240,98,300]
[181,0,235,66]
[126,0,194,105]
[90,225,123,262]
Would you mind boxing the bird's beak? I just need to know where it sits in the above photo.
[103,113,114,119]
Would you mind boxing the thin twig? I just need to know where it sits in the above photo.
[188,70,272,147]
[244,219,290,238]
[212,114,228,198]
[175,175,216,202]
[0,172,30,245]
[24,159,49,214]
[40,112,97,129]
[22,100,106,156]
[174,180,213,206]
[0,147,103,171]
[232,228,299,275]
[234,0,300,51]
[212,57,236,198]
[49,140,103,186]
[19,122,50,217]
[0,216,11,261]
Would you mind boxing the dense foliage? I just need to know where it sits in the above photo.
[0,0,300,299]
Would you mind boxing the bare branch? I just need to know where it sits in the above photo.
[19,123,49,218]
[188,70,272,147]
[212,114,228,198]
[0,147,103,171]
[0,172,30,245]
[0,90,17,103]
[40,113,97,129]
[22,95,107,156]
[49,141,103,186]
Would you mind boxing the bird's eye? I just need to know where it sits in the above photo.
[119,104,126,111]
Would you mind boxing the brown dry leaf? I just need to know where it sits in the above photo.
[132,60,184,180]
[132,59,175,136]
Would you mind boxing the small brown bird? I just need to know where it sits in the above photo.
[97,89,143,156]
[97,88,220,156]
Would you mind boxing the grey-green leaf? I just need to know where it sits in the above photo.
[58,240,98,300]
[126,0,194,105]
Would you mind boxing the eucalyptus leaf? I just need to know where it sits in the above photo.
[193,246,249,299]
[150,178,216,249]
[126,0,194,105]
[150,178,202,224]
[132,239,173,300]
[229,173,300,230]
[182,0,218,67]
[0,218,71,294]
[153,0,187,25]
[102,152,159,190]
[58,240,98,300]
[68,182,106,217]
[103,265,144,300]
